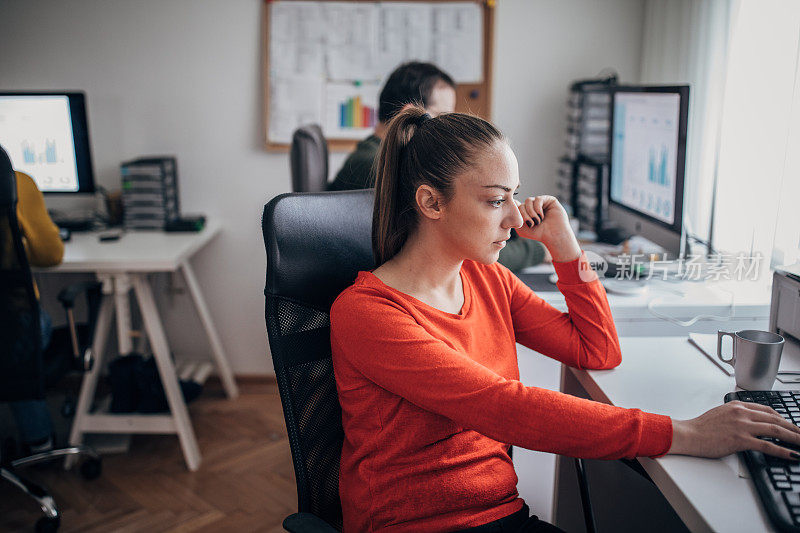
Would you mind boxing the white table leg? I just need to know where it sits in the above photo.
[113,274,133,355]
[65,287,114,468]
[180,261,238,399]
[131,273,201,471]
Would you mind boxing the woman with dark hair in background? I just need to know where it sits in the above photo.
[327,60,547,272]
[330,107,800,532]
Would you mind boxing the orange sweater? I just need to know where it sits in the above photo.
[330,252,673,532]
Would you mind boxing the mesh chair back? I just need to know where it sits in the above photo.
[0,145,43,401]
[290,124,329,192]
[262,190,375,530]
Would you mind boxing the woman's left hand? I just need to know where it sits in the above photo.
[515,195,580,263]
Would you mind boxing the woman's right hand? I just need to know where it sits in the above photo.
[668,401,800,460]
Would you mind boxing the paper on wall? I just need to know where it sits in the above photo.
[432,2,483,83]
[324,2,379,82]
[374,3,434,76]
[269,76,324,144]
[270,1,325,77]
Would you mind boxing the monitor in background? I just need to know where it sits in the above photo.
[0,91,95,194]
[607,85,689,259]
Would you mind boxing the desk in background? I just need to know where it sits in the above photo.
[39,221,238,471]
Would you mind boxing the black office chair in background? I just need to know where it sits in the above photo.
[261,190,598,533]
[0,145,102,533]
[289,124,329,192]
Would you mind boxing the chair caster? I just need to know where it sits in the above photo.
[36,516,60,533]
[80,457,101,480]
[61,398,76,418]
[2,437,17,464]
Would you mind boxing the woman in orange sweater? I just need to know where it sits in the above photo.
[329,107,800,532]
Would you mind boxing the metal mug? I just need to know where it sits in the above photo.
[717,329,785,390]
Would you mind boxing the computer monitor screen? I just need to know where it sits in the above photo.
[607,85,689,256]
[0,92,95,194]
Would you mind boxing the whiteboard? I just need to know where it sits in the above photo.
[265,1,484,146]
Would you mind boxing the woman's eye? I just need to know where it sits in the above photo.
[489,199,504,207]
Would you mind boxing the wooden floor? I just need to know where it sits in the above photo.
[0,380,296,532]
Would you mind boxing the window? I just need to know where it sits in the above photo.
[713,0,800,271]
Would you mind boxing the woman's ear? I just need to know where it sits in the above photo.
[415,185,443,220]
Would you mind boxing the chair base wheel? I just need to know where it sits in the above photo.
[36,516,60,533]
[80,457,102,480]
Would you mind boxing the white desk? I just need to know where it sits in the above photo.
[535,274,771,337]
[41,221,238,471]
[513,274,772,526]
[556,336,791,532]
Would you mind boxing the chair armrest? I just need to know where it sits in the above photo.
[57,281,102,309]
[282,513,338,533]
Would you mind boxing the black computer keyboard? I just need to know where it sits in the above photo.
[725,390,800,532]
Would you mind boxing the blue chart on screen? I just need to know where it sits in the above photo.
[0,95,80,192]
[610,92,680,225]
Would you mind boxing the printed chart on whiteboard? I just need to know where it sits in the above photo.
[267,1,484,145]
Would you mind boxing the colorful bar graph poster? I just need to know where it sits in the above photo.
[324,81,381,139]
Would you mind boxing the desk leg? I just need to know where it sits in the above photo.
[114,274,133,355]
[180,261,238,399]
[131,273,201,471]
[65,290,114,468]
[551,365,569,522]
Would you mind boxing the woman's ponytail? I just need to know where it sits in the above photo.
[372,106,430,266]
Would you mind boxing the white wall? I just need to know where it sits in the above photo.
[492,0,644,522]
[493,0,645,197]
[0,0,644,378]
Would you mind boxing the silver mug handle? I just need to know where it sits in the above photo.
[717,331,736,367]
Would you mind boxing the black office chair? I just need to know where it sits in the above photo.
[290,124,329,192]
[262,190,598,533]
[0,145,101,533]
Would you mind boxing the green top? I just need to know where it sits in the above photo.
[325,134,546,272]
[326,135,382,191]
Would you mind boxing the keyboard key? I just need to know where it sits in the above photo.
[785,492,800,507]
[728,390,800,531]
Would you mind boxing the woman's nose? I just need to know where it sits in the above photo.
[503,203,524,229]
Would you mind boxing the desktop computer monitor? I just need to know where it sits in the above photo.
[607,85,689,258]
[0,91,96,194]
